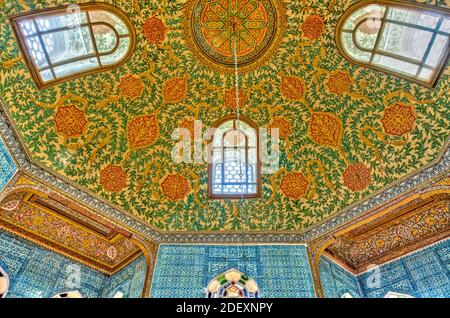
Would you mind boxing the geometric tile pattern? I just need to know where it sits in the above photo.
[319,256,362,298]
[0,231,107,298]
[151,245,315,298]
[320,238,450,298]
[1,225,448,298]
[102,255,147,298]
[0,137,16,192]
[358,238,450,298]
[0,230,146,298]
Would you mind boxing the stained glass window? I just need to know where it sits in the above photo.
[9,3,135,88]
[208,116,260,199]
[206,269,259,298]
[336,0,450,87]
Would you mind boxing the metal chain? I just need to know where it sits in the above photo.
[233,38,240,127]
[233,37,244,197]
[233,35,248,274]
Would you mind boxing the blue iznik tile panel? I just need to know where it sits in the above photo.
[0,231,108,298]
[319,239,450,298]
[358,239,450,298]
[319,256,362,298]
[0,230,147,298]
[102,255,147,298]
[150,244,315,298]
[0,137,16,192]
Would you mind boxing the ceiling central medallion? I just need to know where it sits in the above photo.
[184,0,286,73]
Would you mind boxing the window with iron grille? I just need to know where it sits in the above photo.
[9,3,136,88]
[208,116,260,199]
[336,0,450,87]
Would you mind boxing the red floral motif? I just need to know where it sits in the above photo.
[309,112,343,149]
[100,165,128,193]
[54,106,88,138]
[343,163,371,192]
[163,77,188,104]
[326,71,353,95]
[381,103,416,136]
[280,171,309,199]
[161,174,191,200]
[301,15,325,40]
[281,76,306,101]
[143,17,167,45]
[119,75,144,99]
[269,117,293,139]
[126,114,159,150]
[224,88,247,110]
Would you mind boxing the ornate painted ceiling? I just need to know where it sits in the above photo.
[0,0,449,234]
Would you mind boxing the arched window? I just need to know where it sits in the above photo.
[384,291,414,298]
[341,292,354,298]
[206,269,259,298]
[53,290,83,298]
[336,0,450,87]
[0,266,9,298]
[207,115,260,199]
[9,3,136,88]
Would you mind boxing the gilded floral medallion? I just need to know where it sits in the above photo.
[184,0,286,72]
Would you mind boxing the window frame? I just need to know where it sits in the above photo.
[9,3,136,89]
[335,0,450,88]
[207,115,261,200]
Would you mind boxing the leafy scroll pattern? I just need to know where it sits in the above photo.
[0,0,448,232]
